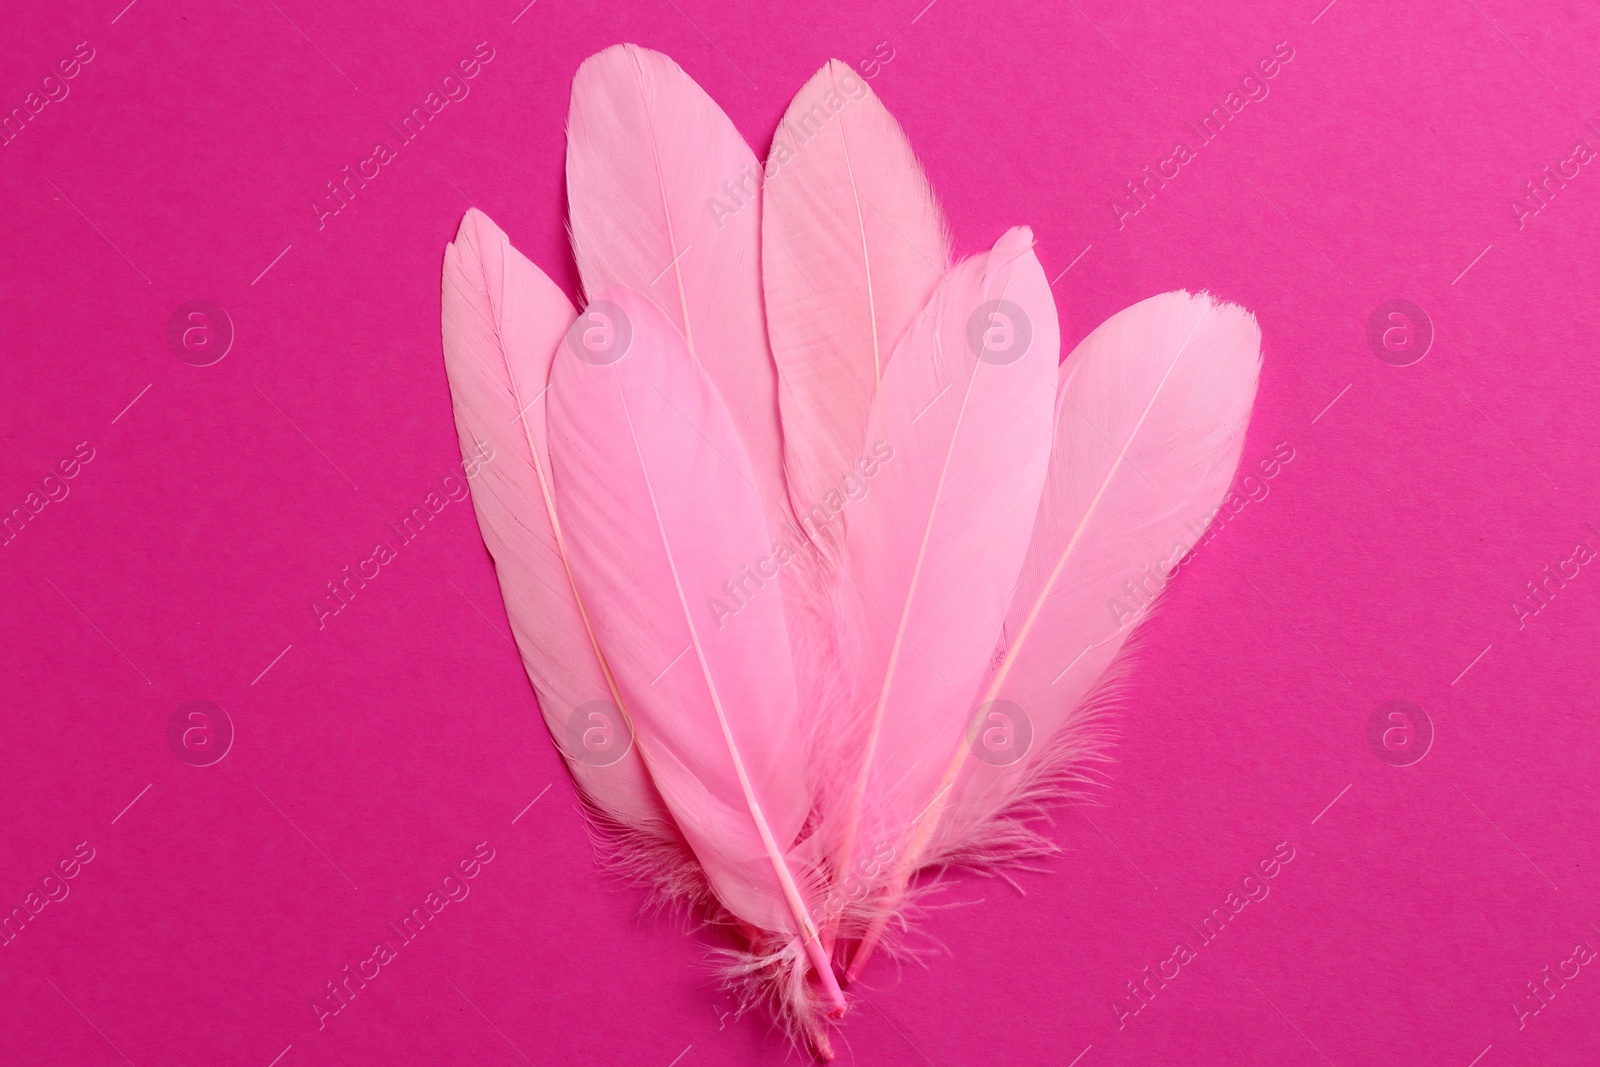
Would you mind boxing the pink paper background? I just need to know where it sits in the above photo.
[3,1,1598,1064]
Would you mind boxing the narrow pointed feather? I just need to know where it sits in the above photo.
[566,44,785,522]
[566,45,844,793]
[942,291,1261,849]
[763,60,950,546]
[824,227,1056,933]
[847,291,1261,978]
[547,286,845,1017]
[440,209,672,834]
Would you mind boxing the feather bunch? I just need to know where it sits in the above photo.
[440,44,1261,1058]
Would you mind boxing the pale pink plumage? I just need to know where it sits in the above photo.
[938,291,1262,858]
[439,45,1263,1059]
[547,286,845,1024]
[820,227,1057,945]
[439,209,673,836]
[568,45,839,783]
[566,44,785,525]
[843,290,1262,978]
[763,60,950,551]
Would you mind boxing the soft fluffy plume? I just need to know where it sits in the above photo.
[440,43,1262,1059]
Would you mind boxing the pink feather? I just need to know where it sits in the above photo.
[763,60,951,551]
[566,44,786,525]
[845,290,1262,978]
[440,43,1266,1056]
[439,209,674,836]
[822,227,1057,946]
[940,291,1261,852]
[547,285,847,1028]
[566,44,840,788]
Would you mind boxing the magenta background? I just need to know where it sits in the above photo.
[3,0,1599,1064]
